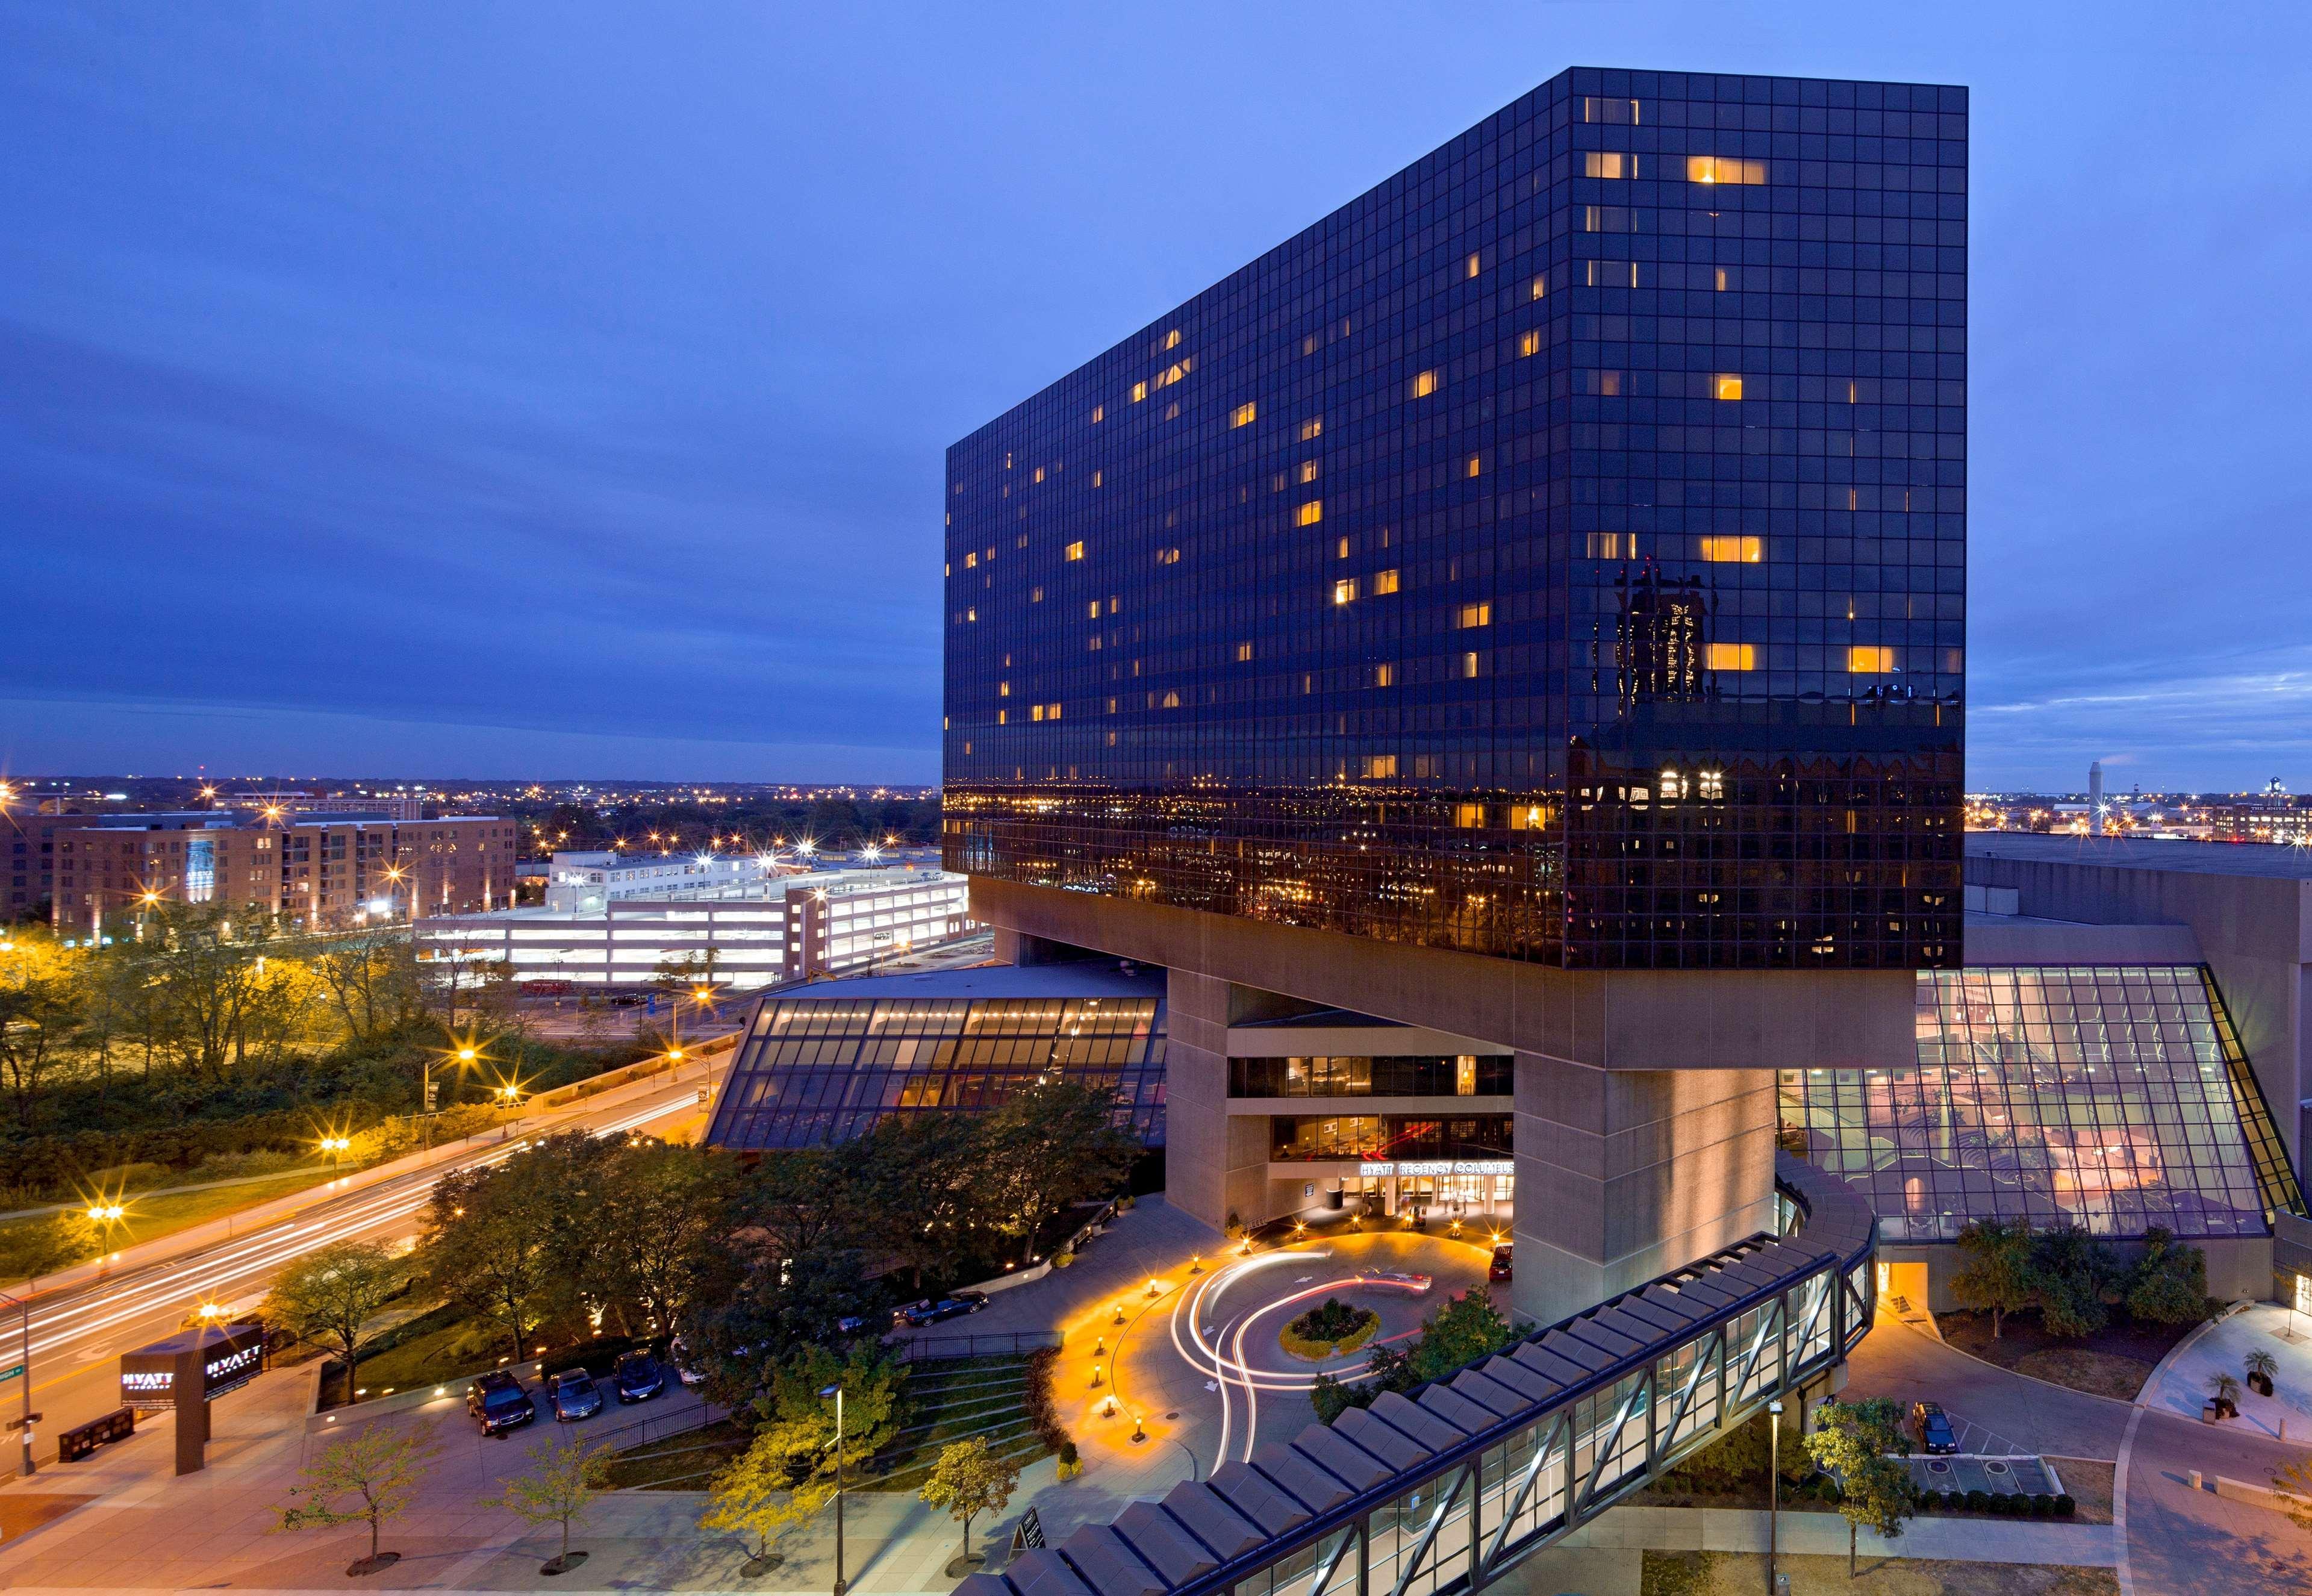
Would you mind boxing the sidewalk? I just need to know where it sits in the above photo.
[2141,1303,2312,1444]
[1559,1503,2119,1566]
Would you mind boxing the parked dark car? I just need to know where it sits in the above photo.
[1911,1400,1958,1454]
[895,1291,990,1328]
[613,1350,665,1404]
[467,1370,536,1435]
[547,1368,604,1422]
[1489,1244,1513,1283]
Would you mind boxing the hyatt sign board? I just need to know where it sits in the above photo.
[119,1324,265,1411]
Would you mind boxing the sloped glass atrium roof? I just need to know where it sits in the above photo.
[1781,965,2302,1242]
[708,983,1165,1152]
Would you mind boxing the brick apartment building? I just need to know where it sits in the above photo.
[24,812,517,939]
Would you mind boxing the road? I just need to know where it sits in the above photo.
[0,1056,729,1471]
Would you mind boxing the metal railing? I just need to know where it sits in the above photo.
[897,1330,1063,1362]
[961,1153,1877,1596]
[592,1395,726,1455]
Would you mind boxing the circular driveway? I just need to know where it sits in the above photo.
[1165,1228,1494,1465]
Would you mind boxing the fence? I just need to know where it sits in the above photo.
[592,1395,726,1456]
[898,1331,1064,1362]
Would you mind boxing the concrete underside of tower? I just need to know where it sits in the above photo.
[973,874,1913,1326]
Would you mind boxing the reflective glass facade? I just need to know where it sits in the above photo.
[1781,967,2306,1241]
[946,68,1965,969]
[707,993,1166,1151]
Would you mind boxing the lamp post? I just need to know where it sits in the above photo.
[1766,1397,1784,1595]
[818,1382,847,1596]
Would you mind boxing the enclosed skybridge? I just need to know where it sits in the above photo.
[959,1155,1876,1596]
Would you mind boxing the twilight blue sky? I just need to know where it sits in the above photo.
[5,3,2311,791]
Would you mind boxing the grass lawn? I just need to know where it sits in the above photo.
[1643,1550,2118,1596]
[600,1418,747,1491]
[1940,1309,2193,1402]
[0,1164,346,1269]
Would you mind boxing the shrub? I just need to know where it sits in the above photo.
[1965,1489,1990,1513]
[1943,1489,1965,1511]
[1021,1346,1069,1454]
[1057,1441,1077,1467]
[2054,1494,2076,1517]
[1116,1194,1135,1212]
[2031,1493,2052,1517]
[1052,1248,1074,1270]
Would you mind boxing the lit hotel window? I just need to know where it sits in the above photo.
[1519,329,1541,357]
[1454,803,1485,827]
[1465,252,1481,278]
[1687,155,1766,185]
[1581,96,1639,124]
[1848,646,1898,673]
[1032,466,1044,483]
[1461,651,1480,678]
[1585,370,1623,396]
[1300,460,1319,484]
[1362,754,1398,779]
[1130,381,1147,402]
[1373,569,1400,594]
[1465,455,1482,478]
[1164,329,1180,349]
[1231,402,1256,428]
[1371,663,1395,687]
[1707,643,1757,671]
[1298,500,1324,526]
[1300,417,1323,440]
[1583,151,1628,179]
[1698,535,1762,563]
[1065,541,1084,561]
[1530,273,1547,301]
[1412,370,1439,399]
[1333,578,1358,605]
[1091,470,1103,487]
[1586,532,1630,558]
[1156,547,1179,565]
[1714,374,1744,401]
[1235,641,1253,662]
[1715,267,1728,291]
[1091,404,1103,423]
[997,681,1009,696]
[1457,602,1491,629]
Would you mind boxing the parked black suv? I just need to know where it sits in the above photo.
[467,1370,536,1435]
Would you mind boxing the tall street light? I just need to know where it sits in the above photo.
[1766,1397,1784,1595]
[818,1383,847,1596]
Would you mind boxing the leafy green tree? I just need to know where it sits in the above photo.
[1408,1285,1518,1383]
[2127,1227,2208,1326]
[741,1344,909,1480]
[1949,1218,2035,1338]
[591,1140,735,1338]
[278,1425,437,1575]
[700,1438,832,1568]
[484,1435,611,1576]
[2033,1225,2122,1340]
[424,1159,553,1361]
[979,1077,1139,1256]
[1804,1397,1915,1577]
[0,1212,98,1285]
[263,1239,407,1397]
[302,934,422,1045]
[857,1114,983,1291]
[919,1436,1020,1565]
[0,932,80,1130]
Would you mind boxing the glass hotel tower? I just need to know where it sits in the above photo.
[946,69,1966,1322]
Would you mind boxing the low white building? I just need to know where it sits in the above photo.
[418,863,973,990]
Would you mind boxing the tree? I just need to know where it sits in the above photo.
[423,1160,552,1362]
[264,1240,407,1399]
[979,1077,1139,1258]
[2127,1228,2208,1326]
[1407,1285,1518,1383]
[857,1114,982,1291]
[278,1424,437,1576]
[700,1433,834,1572]
[0,933,79,1130]
[1949,1218,2035,1339]
[2272,1454,2312,1532]
[484,1434,611,1576]
[918,1436,1021,1566]
[2033,1225,2122,1341]
[304,934,422,1046]
[741,1344,910,1480]
[1804,1397,1915,1577]
[591,1140,735,1339]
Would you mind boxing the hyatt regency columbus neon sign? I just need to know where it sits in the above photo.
[1357,1159,1513,1178]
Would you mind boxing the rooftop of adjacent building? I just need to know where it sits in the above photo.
[757,959,1165,1005]
[1965,831,2312,882]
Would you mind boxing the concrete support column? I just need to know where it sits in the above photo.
[1164,970,1271,1232]
[1511,1055,1777,1327]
